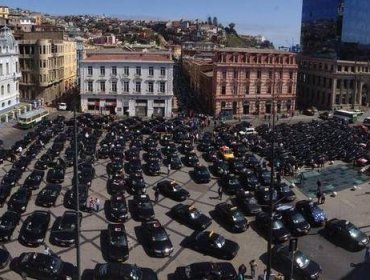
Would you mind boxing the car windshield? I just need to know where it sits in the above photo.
[347,224,361,238]
[214,235,226,248]
[152,229,168,241]
[139,201,152,209]
[197,168,208,175]
[172,184,182,192]
[189,209,201,219]
[232,211,245,222]
[292,213,306,224]
[295,251,311,268]
[228,178,239,185]
[111,235,127,246]
[247,197,258,204]
[272,220,284,230]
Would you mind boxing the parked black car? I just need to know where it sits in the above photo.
[46,166,65,184]
[127,173,146,195]
[255,212,291,243]
[0,210,20,241]
[8,188,31,213]
[234,190,262,215]
[13,252,78,280]
[18,210,50,247]
[107,193,128,222]
[170,203,212,230]
[183,152,199,167]
[174,262,237,280]
[50,211,82,247]
[131,194,155,221]
[214,202,249,232]
[220,174,243,194]
[211,160,230,177]
[2,168,22,186]
[93,263,158,280]
[146,160,161,176]
[186,231,239,260]
[156,180,190,201]
[272,245,322,280]
[64,185,89,211]
[325,219,369,251]
[36,184,62,207]
[34,154,53,170]
[164,154,183,170]
[23,170,45,190]
[275,182,296,202]
[141,219,174,257]
[295,200,327,227]
[192,165,211,184]
[0,183,11,207]
[106,177,126,195]
[276,205,311,235]
[106,223,129,262]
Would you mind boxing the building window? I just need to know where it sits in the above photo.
[246,71,249,79]
[149,67,154,76]
[6,63,9,75]
[136,66,141,76]
[289,71,293,79]
[160,82,166,93]
[160,67,166,76]
[269,71,272,79]
[221,101,226,108]
[100,81,105,92]
[256,84,261,94]
[1,85,3,95]
[267,85,271,94]
[124,66,129,76]
[8,100,10,105]
[1,102,4,107]
[222,71,227,79]
[16,62,18,73]
[245,84,249,94]
[0,64,2,76]
[7,84,10,93]
[100,66,105,76]
[135,81,141,93]
[233,84,237,95]
[257,70,261,79]
[233,70,238,79]
[112,81,117,92]
[148,81,154,93]
[288,85,292,94]
[123,81,129,92]
[221,86,226,95]
[112,66,117,75]
[88,81,93,92]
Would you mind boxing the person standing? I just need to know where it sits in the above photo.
[237,264,247,280]
[316,180,323,204]
[95,197,101,212]
[154,187,159,203]
[167,164,171,176]
[217,186,223,201]
[249,259,257,279]
[43,244,50,255]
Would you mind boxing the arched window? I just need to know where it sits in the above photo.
[7,84,10,94]
[1,85,4,95]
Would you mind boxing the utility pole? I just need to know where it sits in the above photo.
[73,106,81,280]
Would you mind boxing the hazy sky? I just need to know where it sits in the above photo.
[4,0,303,47]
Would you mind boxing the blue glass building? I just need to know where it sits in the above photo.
[301,0,370,60]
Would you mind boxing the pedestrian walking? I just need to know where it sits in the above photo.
[89,197,94,211]
[154,187,159,203]
[217,186,223,200]
[167,164,171,176]
[237,264,247,280]
[95,197,101,212]
[249,259,257,279]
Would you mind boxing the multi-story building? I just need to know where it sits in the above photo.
[0,6,9,19]
[298,0,370,109]
[17,31,77,104]
[183,48,297,117]
[0,27,21,121]
[80,51,174,117]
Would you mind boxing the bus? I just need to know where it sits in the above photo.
[18,108,49,129]
[333,110,358,124]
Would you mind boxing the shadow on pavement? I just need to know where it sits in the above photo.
[341,262,370,280]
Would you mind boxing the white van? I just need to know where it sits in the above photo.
[57,102,67,111]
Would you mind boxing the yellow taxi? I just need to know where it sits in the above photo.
[219,145,234,160]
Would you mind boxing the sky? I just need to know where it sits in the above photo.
[4,0,303,47]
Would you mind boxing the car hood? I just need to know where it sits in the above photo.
[273,227,290,241]
[220,240,240,255]
[301,259,321,279]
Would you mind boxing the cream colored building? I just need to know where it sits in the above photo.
[17,32,77,104]
[0,6,9,19]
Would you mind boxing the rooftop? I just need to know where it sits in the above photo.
[217,47,295,55]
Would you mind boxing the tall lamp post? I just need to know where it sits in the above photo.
[73,101,81,280]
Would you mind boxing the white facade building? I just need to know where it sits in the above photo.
[80,51,174,117]
[0,27,21,114]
